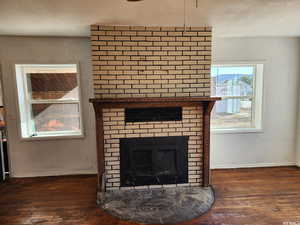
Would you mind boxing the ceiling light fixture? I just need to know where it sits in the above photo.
[127,0,143,2]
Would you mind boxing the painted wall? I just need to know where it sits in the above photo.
[0,36,299,177]
[297,127,300,166]
[0,36,97,177]
[211,37,300,168]
[297,143,300,166]
[296,79,300,167]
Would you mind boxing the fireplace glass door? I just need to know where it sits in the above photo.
[120,136,188,187]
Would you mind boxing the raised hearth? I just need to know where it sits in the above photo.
[98,186,215,224]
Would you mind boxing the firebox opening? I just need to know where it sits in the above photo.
[120,136,188,187]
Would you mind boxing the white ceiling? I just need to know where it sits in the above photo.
[1,0,300,37]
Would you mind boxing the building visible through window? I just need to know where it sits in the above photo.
[15,64,82,138]
[211,64,263,131]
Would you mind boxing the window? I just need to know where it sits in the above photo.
[211,64,263,132]
[15,64,83,139]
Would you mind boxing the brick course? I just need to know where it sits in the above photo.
[91,25,211,98]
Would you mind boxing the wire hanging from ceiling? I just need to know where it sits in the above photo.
[184,0,198,31]
[183,0,186,31]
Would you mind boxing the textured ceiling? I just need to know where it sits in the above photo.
[1,0,300,37]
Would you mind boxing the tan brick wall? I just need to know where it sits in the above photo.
[103,106,203,190]
[91,25,211,98]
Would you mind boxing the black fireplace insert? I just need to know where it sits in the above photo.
[120,136,188,187]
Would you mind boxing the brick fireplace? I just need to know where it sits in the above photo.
[90,25,219,192]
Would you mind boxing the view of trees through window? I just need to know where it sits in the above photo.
[211,65,255,129]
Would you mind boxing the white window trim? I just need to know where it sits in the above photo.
[14,63,84,141]
[211,62,264,134]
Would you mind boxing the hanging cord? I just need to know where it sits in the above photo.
[183,0,186,31]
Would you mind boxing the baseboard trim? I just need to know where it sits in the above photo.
[11,169,97,178]
[211,162,296,169]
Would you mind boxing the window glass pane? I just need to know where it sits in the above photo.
[31,103,80,133]
[28,73,78,100]
[211,66,254,97]
[211,97,253,129]
[15,64,82,138]
[211,65,255,129]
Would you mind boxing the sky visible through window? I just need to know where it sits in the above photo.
[211,66,254,77]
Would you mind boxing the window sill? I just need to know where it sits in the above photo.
[20,133,84,142]
[211,128,263,134]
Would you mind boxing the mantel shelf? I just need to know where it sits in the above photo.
[89,97,221,109]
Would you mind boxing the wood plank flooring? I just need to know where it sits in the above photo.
[0,166,300,225]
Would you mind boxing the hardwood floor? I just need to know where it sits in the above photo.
[0,167,300,225]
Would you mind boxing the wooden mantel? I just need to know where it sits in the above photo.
[90,97,221,192]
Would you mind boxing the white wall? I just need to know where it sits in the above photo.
[297,145,300,166]
[296,77,300,167]
[0,36,97,177]
[297,127,300,166]
[0,36,299,177]
[211,37,300,168]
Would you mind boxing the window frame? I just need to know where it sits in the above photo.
[14,63,84,141]
[211,62,264,134]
